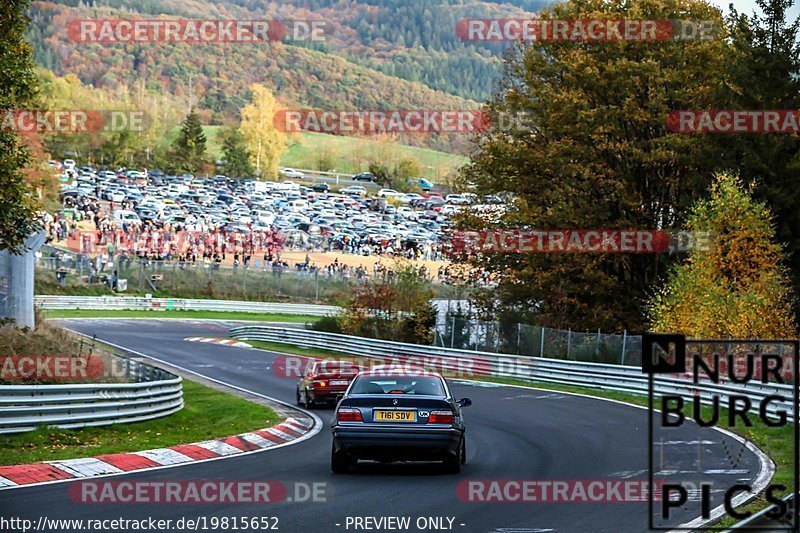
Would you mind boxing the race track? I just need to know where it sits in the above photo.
[0,319,768,533]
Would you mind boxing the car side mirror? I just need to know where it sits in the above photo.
[457,397,472,407]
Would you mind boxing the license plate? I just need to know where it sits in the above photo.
[330,380,349,386]
[374,410,416,422]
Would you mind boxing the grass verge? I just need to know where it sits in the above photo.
[43,309,322,323]
[246,339,344,359]
[243,339,791,529]
[0,380,281,466]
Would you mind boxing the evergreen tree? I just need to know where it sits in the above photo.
[170,110,207,174]
[219,127,255,179]
[716,0,800,314]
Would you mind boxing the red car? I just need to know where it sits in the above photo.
[296,360,360,408]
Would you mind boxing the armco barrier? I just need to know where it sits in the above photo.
[35,295,340,316]
[230,325,796,421]
[723,493,795,531]
[0,357,183,434]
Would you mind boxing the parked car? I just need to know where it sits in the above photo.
[407,177,434,191]
[342,186,367,196]
[312,182,330,192]
[279,168,305,180]
[113,210,141,226]
[353,172,376,182]
[377,189,399,198]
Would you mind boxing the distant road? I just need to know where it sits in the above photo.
[289,169,444,193]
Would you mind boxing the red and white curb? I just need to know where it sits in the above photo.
[0,417,312,489]
[184,337,252,348]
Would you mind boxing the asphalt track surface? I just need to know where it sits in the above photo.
[0,319,767,533]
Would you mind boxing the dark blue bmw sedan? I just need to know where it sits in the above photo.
[330,368,472,474]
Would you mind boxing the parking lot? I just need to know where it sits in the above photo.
[55,163,507,263]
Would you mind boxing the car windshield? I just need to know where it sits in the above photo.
[350,375,445,396]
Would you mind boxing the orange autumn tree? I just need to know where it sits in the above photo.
[647,173,796,338]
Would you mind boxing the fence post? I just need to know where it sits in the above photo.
[596,328,601,356]
[567,329,572,358]
[621,330,628,365]
[540,326,545,357]
[516,323,521,354]
[450,316,455,349]
[315,270,320,301]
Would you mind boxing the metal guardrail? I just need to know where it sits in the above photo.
[0,356,183,434]
[723,493,796,531]
[229,326,796,422]
[35,296,341,316]
[289,168,356,179]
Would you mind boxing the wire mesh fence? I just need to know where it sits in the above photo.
[36,246,360,303]
[37,244,640,363]
[35,245,463,304]
[434,315,642,365]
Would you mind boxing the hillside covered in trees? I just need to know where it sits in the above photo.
[29,0,549,104]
